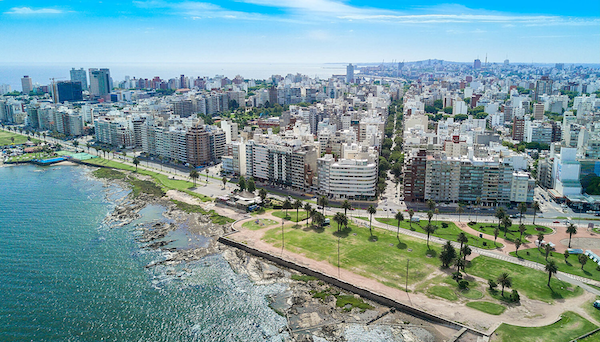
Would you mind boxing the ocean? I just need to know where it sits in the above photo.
[0,62,348,91]
[0,164,288,341]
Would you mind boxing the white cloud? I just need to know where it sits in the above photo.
[5,7,63,15]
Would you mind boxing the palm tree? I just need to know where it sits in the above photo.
[544,243,552,261]
[518,224,527,242]
[86,142,91,153]
[424,224,437,249]
[247,178,256,192]
[495,207,506,232]
[537,233,545,251]
[474,197,481,223]
[282,199,292,217]
[408,209,414,229]
[205,168,210,184]
[133,157,140,171]
[457,206,464,222]
[427,210,433,224]
[333,212,344,232]
[494,227,499,245]
[293,199,302,222]
[42,132,46,142]
[341,200,351,217]
[518,202,527,224]
[461,245,471,263]
[318,196,328,215]
[514,240,522,256]
[367,205,377,236]
[238,176,246,191]
[434,208,440,222]
[395,212,404,237]
[304,203,312,229]
[457,232,468,252]
[189,169,199,186]
[496,272,512,296]
[578,254,588,270]
[259,188,267,203]
[501,216,512,238]
[566,223,577,248]
[545,260,558,287]
[532,201,540,225]
[340,213,348,231]
[222,176,228,189]
[427,199,436,212]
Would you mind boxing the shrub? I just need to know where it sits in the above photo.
[452,271,463,283]
[442,222,449,228]
[458,280,469,290]
[526,251,530,255]
[511,289,520,302]
[488,279,497,290]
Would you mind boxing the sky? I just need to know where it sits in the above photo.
[0,0,599,65]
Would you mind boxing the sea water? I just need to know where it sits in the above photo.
[0,165,288,341]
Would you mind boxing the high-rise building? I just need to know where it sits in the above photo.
[512,117,525,141]
[70,68,88,90]
[56,81,83,103]
[473,59,482,70]
[21,76,33,94]
[503,59,509,66]
[346,64,354,84]
[533,103,544,121]
[89,68,111,96]
[534,76,553,101]
[186,124,211,167]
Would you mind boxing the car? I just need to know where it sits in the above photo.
[594,300,600,309]
[553,220,560,223]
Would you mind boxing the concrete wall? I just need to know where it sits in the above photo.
[218,236,487,337]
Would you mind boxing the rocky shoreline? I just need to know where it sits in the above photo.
[96,171,454,342]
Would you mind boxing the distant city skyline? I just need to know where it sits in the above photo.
[0,0,598,65]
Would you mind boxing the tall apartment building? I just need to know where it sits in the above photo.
[70,68,88,90]
[21,76,33,94]
[534,76,553,101]
[512,117,525,141]
[346,64,354,84]
[404,149,427,202]
[424,156,461,202]
[317,154,377,200]
[56,81,83,103]
[186,124,211,166]
[533,103,544,120]
[173,99,194,118]
[89,68,111,96]
[525,121,552,145]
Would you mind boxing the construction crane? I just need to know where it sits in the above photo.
[49,77,66,103]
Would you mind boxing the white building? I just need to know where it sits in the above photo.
[317,154,377,200]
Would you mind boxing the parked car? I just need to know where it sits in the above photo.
[553,221,560,223]
[594,300,600,309]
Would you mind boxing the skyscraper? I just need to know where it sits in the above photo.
[56,81,83,103]
[70,68,88,90]
[89,68,111,96]
[534,76,553,101]
[21,76,33,94]
[346,64,354,84]
[473,59,482,70]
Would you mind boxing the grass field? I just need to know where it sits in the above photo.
[171,200,234,225]
[468,256,583,303]
[466,301,506,315]
[0,131,40,146]
[374,217,501,249]
[7,152,55,162]
[427,286,458,301]
[469,222,553,243]
[509,248,600,281]
[85,158,211,201]
[262,218,444,289]
[494,311,598,342]
[272,210,309,222]
[242,219,277,230]
[583,297,600,324]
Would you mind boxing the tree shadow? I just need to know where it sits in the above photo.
[583,270,592,276]
[425,249,437,257]
[565,261,572,266]
[396,239,408,250]
[368,235,379,242]
[312,226,325,234]
[333,227,352,238]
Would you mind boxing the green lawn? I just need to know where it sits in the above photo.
[171,200,234,225]
[85,158,212,201]
[242,219,277,230]
[427,286,458,301]
[7,152,56,162]
[272,210,309,222]
[466,301,506,315]
[509,248,600,281]
[262,218,444,289]
[375,218,501,250]
[0,131,40,146]
[583,297,600,324]
[468,256,583,303]
[468,222,553,243]
[494,311,598,342]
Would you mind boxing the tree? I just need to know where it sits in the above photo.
[496,272,512,296]
[532,201,540,225]
[455,258,466,272]
[461,245,472,263]
[367,205,377,236]
[474,197,481,223]
[133,157,140,171]
[514,240,522,256]
[457,232,468,253]
[341,200,351,216]
[313,211,325,228]
[293,199,302,222]
[537,233,545,251]
[439,241,456,268]
[395,212,404,237]
[238,176,246,191]
[578,254,588,270]
[408,209,414,229]
[488,279,498,290]
[247,178,256,193]
[318,196,328,215]
[222,176,227,189]
[423,224,437,249]
[518,202,527,224]
[518,224,527,242]
[494,227,499,245]
[545,260,558,287]
[566,223,577,248]
[427,210,433,224]
[189,170,199,186]
[304,203,312,229]
[544,243,552,261]
[495,207,506,232]
[502,216,512,238]
[282,199,292,217]
[86,142,91,153]
[333,212,344,232]
[457,206,464,222]
[564,250,570,262]
[254,189,266,204]
[427,199,436,212]
[205,168,210,183]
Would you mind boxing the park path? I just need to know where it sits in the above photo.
[228,214,599,333]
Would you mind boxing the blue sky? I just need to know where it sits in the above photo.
[0,0,598,64]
